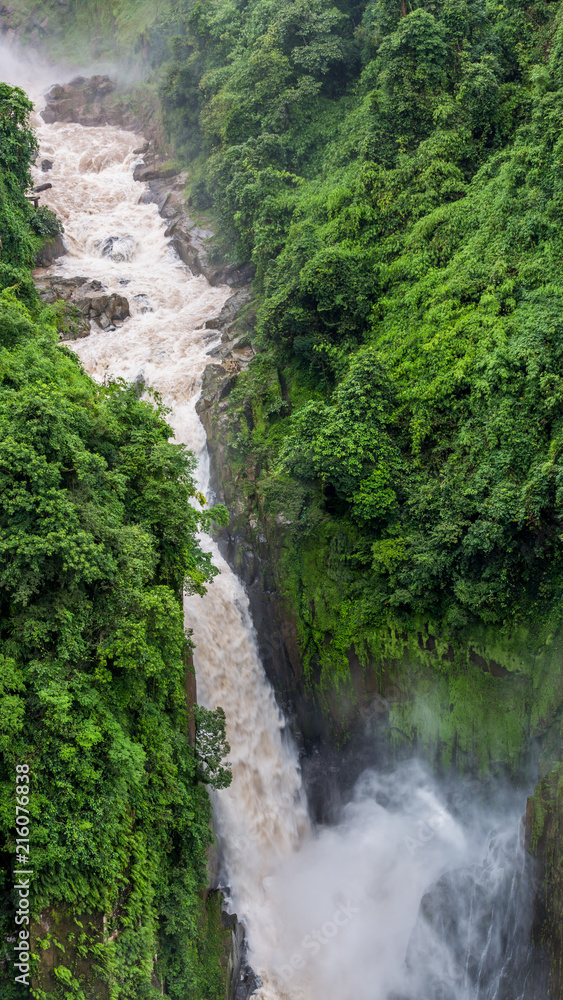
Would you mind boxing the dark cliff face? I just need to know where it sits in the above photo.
[526,766,563,996]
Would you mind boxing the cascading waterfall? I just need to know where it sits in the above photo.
[28,103,312,1000]
[3,45,544,999]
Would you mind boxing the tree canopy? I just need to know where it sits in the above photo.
[156,0,563,661]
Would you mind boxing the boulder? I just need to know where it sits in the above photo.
[56,305,91,341]
[80,279,105,294]
[34,234,66,268]
[45,84,65,101]
[206,261,256,288]
[39,75,156,137]
[34,276,89,303]
[35,276,130,332]
[132,293,154,314]
[75,293,130,327]
[133,163,179,183]
[171,230,202,275]
[98,235,135,262]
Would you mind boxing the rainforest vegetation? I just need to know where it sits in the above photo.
[162,0,563,629]
[0,83,231,999]
[153,0,563,733]
[12,0,563,682]
[5,0,563,987]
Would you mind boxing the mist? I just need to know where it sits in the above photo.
[239,761,541,1000]
[0,33,148,102]
[0,36,61,95]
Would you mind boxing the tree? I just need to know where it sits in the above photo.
[0,83,61,275]
[0,83,37,191]
[194,706,232,789]
[374,10,448,148]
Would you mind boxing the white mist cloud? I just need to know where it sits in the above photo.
[0,36,61,98]
[0,34,146,108]
[247,762,532,1000]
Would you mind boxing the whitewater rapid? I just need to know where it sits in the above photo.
[1,42,539,997]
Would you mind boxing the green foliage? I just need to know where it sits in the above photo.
[0,83,37,190]
[280,347,398,509]
[373,9,449,148]
[194,706,232,789]
[153,0,563,755]
[0,85,230,999]
[0,83,62,273]
[29,206,64,241]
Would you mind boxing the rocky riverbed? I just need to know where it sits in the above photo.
[34,75,256,363]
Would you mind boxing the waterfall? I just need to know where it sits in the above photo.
[2,46,545,999]
[29,100,311,1000]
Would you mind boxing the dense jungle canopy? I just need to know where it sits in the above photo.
[154,0,563,687]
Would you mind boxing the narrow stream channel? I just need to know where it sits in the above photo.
[4,47,547,1000]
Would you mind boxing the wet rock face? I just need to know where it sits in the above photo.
[35,276,130,337]
[234,965,262,999]
[404,835,550,1000]
[133,162,179,183]
[195,291,255,487]
[137,173,256,287]
[31,908,108,1000]
[129,144,256,286]
[34,234,66,268]
[132,165,255,285]
[132,293,154,313]
[526,765,563,998]
[166,213,255,287]
[75,292,129,328]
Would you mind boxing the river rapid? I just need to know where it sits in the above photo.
[3,46,545,1000]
